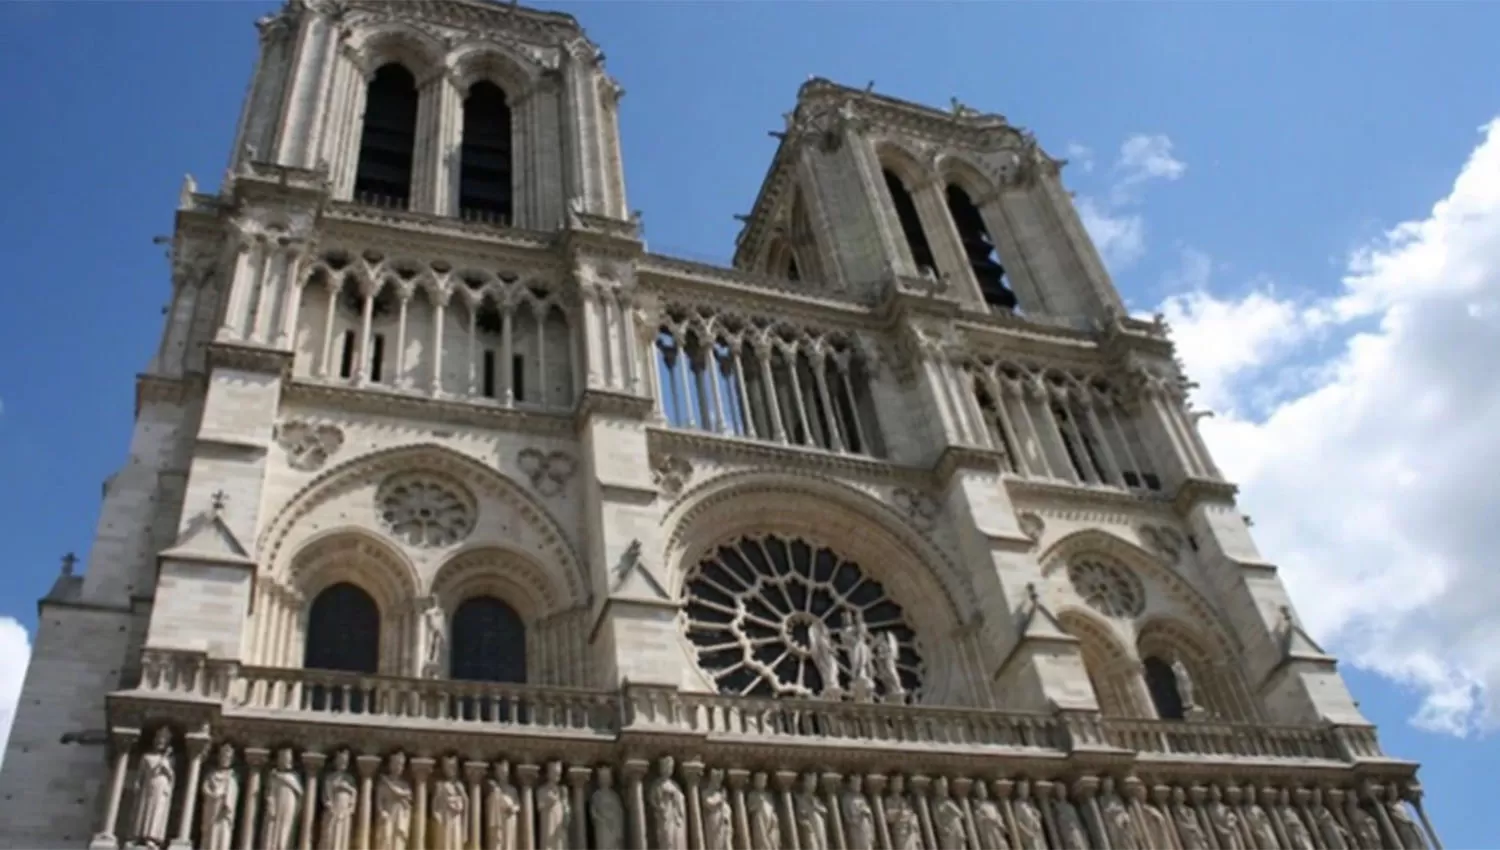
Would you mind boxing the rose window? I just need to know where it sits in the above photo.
[682,534,924,701]
[1067,557,1144,617]
[376,474,476,548]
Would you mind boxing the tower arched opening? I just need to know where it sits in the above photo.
[882,169,936,276]
[458,81,514,223]
[449,594,527,684]
[353,64,419,208]
[945,184,1016,311]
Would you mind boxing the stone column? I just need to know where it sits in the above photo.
[89,727,140,849]
[952,777,980,850]
[623,759,649,850]
[867,776,892,850]
[1365,785,1402,850]
[517,763,540,850]
[356,754,381,850]
[1293,789,1325,850]
[466,762,489,850]
[1190,786,1222,850]
[236,748,268,850]
[727,769,752,850]
[298,751,326,850]
[683,760,706,850]
[909,776,937,850]
[568,765,592,850]
[411,757,434,850]
[1405,784,1442,850]
[1034,781,1062,850]
[775,771,803,850]
[1075,777,1109,850]
[169,732,213,849]
[994,780,1023,850]
[822,773,849,850]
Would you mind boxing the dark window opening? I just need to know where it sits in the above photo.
[946,184,1016,312]
[512,355,525,402]
[786,253,801,282]
[831,366,863,454]
[353,64,419,209]
[449,595,527,683]
[883,170,936,275]
[304,583,380,674]
[482,350,497,398]
[338,330,357,379]
[370,334,386,383]
[1143,656,1186,720]
[458,82,514,223]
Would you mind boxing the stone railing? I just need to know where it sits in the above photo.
[1100,717,1345,761]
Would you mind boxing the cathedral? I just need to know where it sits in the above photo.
[0,1,1439,849]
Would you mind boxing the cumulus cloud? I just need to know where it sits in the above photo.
[0,618,31,766]
[1064,142,1095,173]
[1075,134,1187,270]
[1164,118,1500,735]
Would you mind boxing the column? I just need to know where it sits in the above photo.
[755,341,787,442]
[251,246,280,343]
[821,773,848,850]
[517,763,540,850]
[354,278,377,385]
[1189,786,1221,850]
[1074,778,1109,850]
[909,776,937,850]
[866,775,892,850]
[501,304,515,404]
[1033,781,1062,850]
[318,281,340,377]
[430,289,449,396]
[170,732,213,849]
[393,285,412,389]
[727,769,752,850]
[89,727,140,849]
[411,758,434,850]
[775,771,802,850]
[298,751,326,850]
[356,755,381,850]
[1406,786,1443,850]
[952,778,981,850]
[465,762,487,850]
[623,759,649,850]
[568,766,592,850]
[810,354,845,451]
[237,748,268,850]
[683,760,706,850]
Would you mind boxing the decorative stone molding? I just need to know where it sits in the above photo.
[517,448,576,497]
[275,421,346,471]
[1138,523,1185,563]
[651,455,692,497]
[889,487,939,533]
[375,472,477,548]
[1017,512,1045,546]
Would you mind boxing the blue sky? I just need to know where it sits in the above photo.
[3,1,1500,844]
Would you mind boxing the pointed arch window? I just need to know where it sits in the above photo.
[883,170,936,275]
[946,184,1017,311]
[1143,655,1187,720]
[353,64,419,209]
[449,595,527,683]
[458,81,514,224]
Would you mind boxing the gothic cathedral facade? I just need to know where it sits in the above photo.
[0,2,1438,849]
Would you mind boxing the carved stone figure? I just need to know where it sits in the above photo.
[199,742,238,850]
[841,776,876,850]
[1137,787,1177,850]
[375,752,413,850]
[1099,779,1139,850]
[1311,795,1350,850]
[430,755,468,850]
[748,772,782,850]
[1206,787,1245,850]
[875,631,907,702]
[1386,786,1427,850]
[421,598,447,678]
[1011,781,1046,850]
[262,747,304,850]
[485,761,521,850]
[1241,787,1279,850]
[795,773,831,850]
[1172,788,1209,850]
[1343,797,1382,850]
[972,783,1010,850]
[1279,796,1316,850]
[590,766,625,850]
[130,727,176,847]
[536,761,570,850]
[648,756,688,850]
[843,614,876,701]
[885,776,924,850]
[809,619,842,696]
[1172,656,1198,712]
[702,770,734,850]
[1052,784,1090,850]
[320,749,358,850]
[932,778,969,850]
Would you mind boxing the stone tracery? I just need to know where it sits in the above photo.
[376,472,477,548]
[682,533,923,700]
[1066,557,1145,618]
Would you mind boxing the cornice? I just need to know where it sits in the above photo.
[572,388,654,425]
[205,341,294,377]
[646,427,930,489]
[342,0,585,46]
[1007,477,1171,512]
[640,262,878,332]
[322,201,558,255]
[281,380,576,437]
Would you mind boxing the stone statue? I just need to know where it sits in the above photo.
[885,776,924,850]
[1386,785,1427,850]
[1171,656,1198,713]
[844,614,876,701]
[875,631,907,703]
[809,619,841,696]
[130,727,176,847]
[1206,786,1245,850]
[1172,788,1209,850]
[421,598,447,678]
[841,775,876,850]
[261,747,304,850]
[1278,793,1316,850]
[1011,781,1046,850]
[590,766,626,850]
[1099,779,1139,850]
[375,752,413,850]
[485,761,520,850]
[1343,796,1382,850]
[320,749,358,850]
[648,756,688,850]
[1311,793,1350,850]
[430,755,468,850]
[932,778,969,850]
[972,783,1011,850]
[702,770,734,850]
[535,761,570,850]
[199,742,238,850]
[748,772,782,850]
[1241,787,1279,850]
[795,773,831,850]
[1137,786,1176,850]
[1051,783,1090,850]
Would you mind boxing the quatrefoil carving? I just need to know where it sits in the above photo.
[517,448,576,497]
[275,420,345,471]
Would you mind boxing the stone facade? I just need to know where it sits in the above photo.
[0,1,1439,849]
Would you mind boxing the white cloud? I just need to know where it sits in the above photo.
[1077,198,1145,271]
[1117,133,1187,192]
[1064,142,1095,173]
[1165,117,1500,735]
[1075,133,1186,270]
[0,618,31,766]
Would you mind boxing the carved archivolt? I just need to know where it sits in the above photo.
[376,472,477,548]
[430,546,570,620]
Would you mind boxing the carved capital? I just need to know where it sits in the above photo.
[567,766,593,788]
[355,754,381,779]
[409,757,436,780]
[243,747,270,769]
[300,751,327,774]
[464,761,490,784]
[515,763,541,787]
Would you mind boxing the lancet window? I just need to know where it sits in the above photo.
[883,170,937,275]
[965,359,1161,492]
[682,534,923,701]
[458,81,514,224]
[946,184,1017,312]
[653,309,880,457]
[353,64,420,209]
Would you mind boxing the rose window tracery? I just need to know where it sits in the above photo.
[1067,557,1144,617]
[682,534,924,701]
[376,473,476,548]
